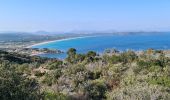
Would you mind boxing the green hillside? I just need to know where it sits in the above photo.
[0,49,170,100]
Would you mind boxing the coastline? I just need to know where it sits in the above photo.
[26,35,99,48]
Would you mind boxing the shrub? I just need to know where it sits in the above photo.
[68,64,85,75]
[0,65,41,100]
[109,55,121,64]
[133,65,142,74]
[120,50,137,63]
[43,91,68,100]
[53,69,62,79]
[34,71,45,77]
[106,83,170,100]
[137,60,149,68]
[87,71,101,80]
[46,61,63,70]
[75,54,85,62]
[148,76,170,88]
[85,80,107,100]
[42,73,54,86]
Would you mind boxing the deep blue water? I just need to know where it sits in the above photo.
[32,33,170,59]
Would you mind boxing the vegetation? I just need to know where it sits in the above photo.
[0,49,170,100]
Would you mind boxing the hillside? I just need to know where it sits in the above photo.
[0,49,170,100]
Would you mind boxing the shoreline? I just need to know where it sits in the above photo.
[26,35,100,48]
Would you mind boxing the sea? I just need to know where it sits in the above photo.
[32,32,170,59]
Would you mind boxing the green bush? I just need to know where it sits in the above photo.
[85,80,107,100]
[46,61,63,70]
[68,64,85,75]
[53,69,62,79]
[0,65,41,100]
[148,76,170,87]
[34,71,45,77]
[42,73,54,86]
[87,71,101,80]
[120,50,137,63]
[109,55,121,64]
[43,91,68,100]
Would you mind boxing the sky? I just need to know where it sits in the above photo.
[0,0,170,32]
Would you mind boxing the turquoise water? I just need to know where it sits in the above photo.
[32,33,170,59]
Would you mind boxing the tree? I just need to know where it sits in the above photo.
[75,54,85,62]
[87,51,96,58]
[67,48,77,57]
[86,51,97,62]
[66,48,77,63]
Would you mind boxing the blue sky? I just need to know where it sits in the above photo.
[0,0,170,32]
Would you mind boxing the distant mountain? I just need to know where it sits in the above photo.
[0,31,169,42]
[34,31,51,35]
[34,31,66,35]
[0,32,89,42]
[67,29,117,34]
[0,32,54,42]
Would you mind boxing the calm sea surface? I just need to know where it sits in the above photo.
[32,33,170,59]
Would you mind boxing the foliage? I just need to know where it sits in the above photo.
[34,71,45,77]
[46,60,63,70]
[0,49,170,99]
[85,80,107,100]
[148,76,170,88]
[43,91,68,100]
[66,48,77,63]
[0,63,41,100]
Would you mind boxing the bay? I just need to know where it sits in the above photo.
[32,32,170,59]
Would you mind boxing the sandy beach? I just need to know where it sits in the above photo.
[26,35,98,48]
